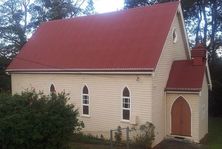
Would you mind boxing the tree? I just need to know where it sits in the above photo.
[209,57,222,116]
[84,0,95,15]
[29,0,89,27]
[0,90,84,149]
[0,56,10,92]
[0,0,30,58]
[124,0,157,8]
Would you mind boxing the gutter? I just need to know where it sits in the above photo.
[206,62,213,90]
[6,69,154,75]
[165,90,200,94]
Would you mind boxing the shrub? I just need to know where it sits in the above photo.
[114,126,122,145]
[72,133,109,145]
[0,90,84,149]
[133,122,155,149]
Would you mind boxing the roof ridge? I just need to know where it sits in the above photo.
[40,1,180,26]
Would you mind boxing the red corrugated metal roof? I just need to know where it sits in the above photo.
[7,2,179,72]
[166,60,206,91]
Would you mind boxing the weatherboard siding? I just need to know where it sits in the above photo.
[199,74,208,140]
[166,93,200,142]
[11,73,152,138]
[151,13,187,145]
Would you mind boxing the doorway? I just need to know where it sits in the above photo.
[171,96,191,136]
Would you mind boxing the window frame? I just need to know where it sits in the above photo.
[81,85,90,117]
[172,28,178,43]
[50,83,56,93]
[121,87,131,122]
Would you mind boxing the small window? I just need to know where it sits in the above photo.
[122,87,130,121]
[82,85,89,116]
[173,28,178,43]
[50,84,56,93]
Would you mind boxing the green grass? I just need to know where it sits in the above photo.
[70,143,125,149]
[208,117,222,149]
[70,133,129,149]
[70,143,110,149]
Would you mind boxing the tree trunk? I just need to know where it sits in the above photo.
[208,0,217,63]
[195,1,202,45]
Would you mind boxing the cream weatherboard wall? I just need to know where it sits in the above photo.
[151,12,188,144]
[11,73,153,138]
[199,74,208,140]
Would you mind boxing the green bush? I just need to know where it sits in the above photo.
[0,90,84,149]
[72,133,109,145]
[114,126,122,145]
[0,56,11,92]
[133,122,155,149]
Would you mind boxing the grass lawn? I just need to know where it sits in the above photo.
[208,117,222,149]
[71,143,126,149]
[70,143,110,149]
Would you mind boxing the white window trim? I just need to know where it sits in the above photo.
[172,28,178,44]
[81,85,90,117]
[121,87,131,122]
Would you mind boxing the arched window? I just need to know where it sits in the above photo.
[173,28,178,43]
[82,85,89,116]
[50,84,56,93]
[122,87,130,120]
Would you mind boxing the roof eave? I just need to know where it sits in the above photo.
[6,68,154,75]
[165,88,201,92]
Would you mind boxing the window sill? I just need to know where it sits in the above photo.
[121,120,130,124]
[81,115,90,118]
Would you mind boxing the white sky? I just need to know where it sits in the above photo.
[0,0,124,14]
[94,0,124,13]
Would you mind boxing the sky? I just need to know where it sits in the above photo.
[94,0,124,13]
[0,0,124,14]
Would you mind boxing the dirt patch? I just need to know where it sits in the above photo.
[153,139,208,149]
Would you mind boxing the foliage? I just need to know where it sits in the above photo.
[0,0,95,59]
[29,0,94,28]
[0,90,84,149]
[0,0,29,58]
[84,0,95,15]
[0,56,10,92]
[132,122,155,149]
[72,133,109,145]
[209,57,222,116]
[114,126,122,145]
[124,0,157,8]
